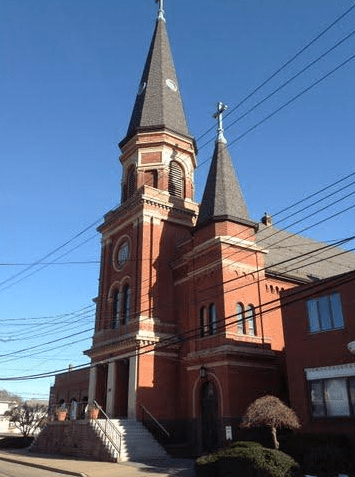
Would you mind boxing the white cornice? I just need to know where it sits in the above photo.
[305,362,355,380]
[101,193,197,240]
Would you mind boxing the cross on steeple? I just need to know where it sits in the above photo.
[213,102,228,143]
[155,0,166,21]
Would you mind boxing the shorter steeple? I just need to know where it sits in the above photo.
[197,103,256,228]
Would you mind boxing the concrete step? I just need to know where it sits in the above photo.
[91,418,168,462]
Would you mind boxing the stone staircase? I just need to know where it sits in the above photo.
[90,418,168,462]
[31,418,168,463]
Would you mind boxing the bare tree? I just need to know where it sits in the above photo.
[241,395,300,449]
[0,388,22,405]
[10,402,48,437]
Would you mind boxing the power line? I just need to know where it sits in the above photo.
[2,268,354,382]
[2,29,354,294]
[195,1,355,144]
[0,328,94,359]
[273,171,355,218]
[0,304,95,323]
[0,233,99,294]
[226,52,355,150]
[198,28,355,152]
[0,261,99,266]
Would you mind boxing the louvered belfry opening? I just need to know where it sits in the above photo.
[168,160,184,198]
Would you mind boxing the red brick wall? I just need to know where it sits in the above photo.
[282,271,355,435]
[51,368,90,407]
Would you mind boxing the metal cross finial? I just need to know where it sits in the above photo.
[155,0,166,22]
[212,102,228,143]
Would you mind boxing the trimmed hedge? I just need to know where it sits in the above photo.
[195,441,301,477]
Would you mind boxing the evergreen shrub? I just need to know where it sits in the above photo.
[195,441,301,477]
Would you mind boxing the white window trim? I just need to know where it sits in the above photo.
[305,362,355,381]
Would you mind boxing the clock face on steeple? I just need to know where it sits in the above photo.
[166,79,177,92]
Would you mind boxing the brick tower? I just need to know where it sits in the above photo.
[86,2,199,421]
[86,2,288,454]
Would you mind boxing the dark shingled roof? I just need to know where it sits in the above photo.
[120,18,190,148]
[257,223,355,281]
[196,139,255,228]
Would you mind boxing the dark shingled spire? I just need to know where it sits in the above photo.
[197,138,256,228]
[119,17,190,148]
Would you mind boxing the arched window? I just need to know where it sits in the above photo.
[236,303,245,334]
[245,304,256,336]
[111,291,120,329]
[168,161,184,198]
[126,166,136,200]
[200,307,208,337]
[122,284,131,325]
[209,303,217,335]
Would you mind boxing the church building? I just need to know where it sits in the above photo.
[51,2,355,454]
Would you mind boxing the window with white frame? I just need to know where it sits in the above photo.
[309,377,355,417]
[200,307,208,337]
[245,304,256,336]
[111,291,120,329]
[236,303,245,334]
[209,303,217,335]
[307,292,344,332]
[122,284,131,325]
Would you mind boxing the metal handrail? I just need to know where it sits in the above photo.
[140,404,170,438]
[92,401,122,460]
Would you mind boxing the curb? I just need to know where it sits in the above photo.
[0,454,88,477]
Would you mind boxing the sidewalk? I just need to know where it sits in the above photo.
[0,448,195,477]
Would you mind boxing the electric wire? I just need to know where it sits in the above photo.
[2,267,354,381]
[198,28,355,151]
[2,6,355,384]
[195,1,355,143]
[2,26,354,292]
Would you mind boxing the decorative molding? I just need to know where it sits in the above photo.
[174,261,221,286]
[305,362,355,380]
[187,360,277,371]
[185,344,275,360]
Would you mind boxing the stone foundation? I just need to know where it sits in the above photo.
[31,421,115,462]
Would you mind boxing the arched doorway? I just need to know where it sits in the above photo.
[201,380,219,452]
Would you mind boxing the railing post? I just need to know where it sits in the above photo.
[93,401,122,459]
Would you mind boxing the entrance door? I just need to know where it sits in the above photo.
[201,381,219,452]
[115,359,129,417]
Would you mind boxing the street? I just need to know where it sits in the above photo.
[0,460,77,477]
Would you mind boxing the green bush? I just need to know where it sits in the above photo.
[195,441,301,477]
[229,440,263,448]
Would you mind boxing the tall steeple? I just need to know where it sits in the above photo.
[119,2,191,149]
[197,102,255,228]
[118,1,197,206]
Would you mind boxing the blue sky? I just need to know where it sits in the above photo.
[1,0,354,401]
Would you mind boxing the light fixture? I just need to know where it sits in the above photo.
[347,341,355,355]
[199,365,207,379]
